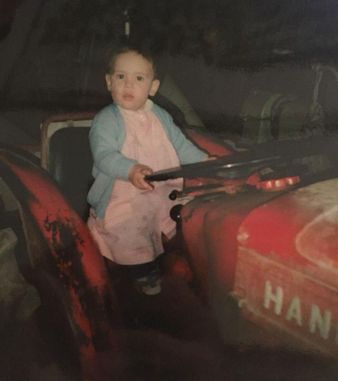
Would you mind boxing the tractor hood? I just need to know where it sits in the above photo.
[238,178,338,289]
[182,177,338,296]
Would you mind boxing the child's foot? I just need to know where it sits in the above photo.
[135,273,162,296]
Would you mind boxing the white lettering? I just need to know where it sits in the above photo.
[309,305,331,339]
[285,296,302,326]
[263,280,283,315]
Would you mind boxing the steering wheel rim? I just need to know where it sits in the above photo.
[145,134,338,182]
[145,152,283,182]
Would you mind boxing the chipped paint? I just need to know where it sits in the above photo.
[0,147,121,376]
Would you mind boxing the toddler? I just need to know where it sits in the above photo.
[87,45,208,295]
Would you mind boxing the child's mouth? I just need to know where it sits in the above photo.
[123,94,134,101]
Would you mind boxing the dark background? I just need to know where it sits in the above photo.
[1,0,338,145]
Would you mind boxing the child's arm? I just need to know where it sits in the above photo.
[89,109,137,180]
[159,110,208,164]
[90,108,154,191]
[170,125,209,164]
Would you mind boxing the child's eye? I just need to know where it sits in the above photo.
[116,73,124,79]
[136,76,145,81]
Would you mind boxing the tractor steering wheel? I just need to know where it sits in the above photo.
[145,151,283,183]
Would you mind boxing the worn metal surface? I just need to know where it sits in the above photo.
[233,178,338,355]
[180,127,338,354]
[0,147,120,377]
[183,169,338,355]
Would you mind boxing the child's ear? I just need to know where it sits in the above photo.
[149,79,160,96]
[105,74,112,91]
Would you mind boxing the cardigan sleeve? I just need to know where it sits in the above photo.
[89,107,137,180]
[156,107,208,164]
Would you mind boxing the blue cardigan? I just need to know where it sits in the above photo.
[87,102,207,218]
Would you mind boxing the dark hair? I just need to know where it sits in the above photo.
[106,44,158,79]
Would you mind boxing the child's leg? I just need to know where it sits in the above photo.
[125,258,162,296]
[124,258,161,279]
[103,256,162,296]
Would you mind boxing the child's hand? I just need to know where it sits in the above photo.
[128,164,154,190]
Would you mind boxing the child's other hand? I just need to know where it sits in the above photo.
[129,164,154,190]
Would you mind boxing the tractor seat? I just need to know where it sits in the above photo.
[47,126,93,220]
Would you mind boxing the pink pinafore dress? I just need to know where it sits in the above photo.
[88,100,182,265]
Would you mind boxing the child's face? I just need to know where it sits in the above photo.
[105,51,160,111]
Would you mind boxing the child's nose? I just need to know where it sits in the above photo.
[125,77,134,88]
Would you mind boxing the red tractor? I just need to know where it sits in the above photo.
[150,132,338,357]
[2,112,338,380]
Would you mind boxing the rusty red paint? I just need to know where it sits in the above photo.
[234,247,338,355]
[237,182,338,269]
[6,161,109,287]
[181,199,215,299]
[181,196,252,296]
[0,149,119,373]
[183,179,338,355]
[233,179,338,355]
[238,196,309,265]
